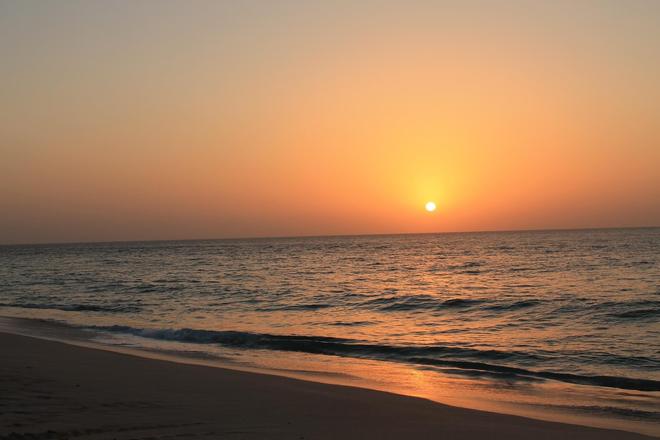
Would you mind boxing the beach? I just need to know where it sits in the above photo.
[1,332,653,440]
[2,231,658,436]
[3,0,659,437]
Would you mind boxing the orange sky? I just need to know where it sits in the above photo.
[1,1,659,244]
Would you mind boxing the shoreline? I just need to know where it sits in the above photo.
[1,331,655,439]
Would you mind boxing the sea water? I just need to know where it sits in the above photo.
[1,228,658,435]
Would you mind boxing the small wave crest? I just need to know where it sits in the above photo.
[483,299,541,311]
[0,302,141,314]
[609,308,660,320]
[359,295,484,312]
[90,324,660,392]
[356,295,542,314]
[255,303,333,312]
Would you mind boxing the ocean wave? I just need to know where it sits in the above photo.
[609,308,660,320]
[359,295,484,312]
[447,261,483,270]
[483,300,541,311]
[596,300,660,321]
[255,303,333,312]
[528,403,660,421]
[89,324,660,392]
[356,295,541,314]
[0,302,141,314]
[328,321,374,327]
[407,357,660,392]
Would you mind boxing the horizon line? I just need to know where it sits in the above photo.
[1,225,658,247]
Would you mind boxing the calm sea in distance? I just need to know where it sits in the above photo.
[1,228,658,435]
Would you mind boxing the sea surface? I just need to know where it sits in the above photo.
[1,228,659,436]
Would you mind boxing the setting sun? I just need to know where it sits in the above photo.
[425,201,437,212]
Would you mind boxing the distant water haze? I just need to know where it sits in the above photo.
[1,228,658,435]
[2,1,660,244]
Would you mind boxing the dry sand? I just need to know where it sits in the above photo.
[0,332,653,439]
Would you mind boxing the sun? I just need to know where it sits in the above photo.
[425,201,437,212]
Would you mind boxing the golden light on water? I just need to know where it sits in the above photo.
[425,201,437,212]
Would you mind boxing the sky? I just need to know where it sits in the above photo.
[1,0,659,244]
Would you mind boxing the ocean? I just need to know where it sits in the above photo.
[1,228,658,435]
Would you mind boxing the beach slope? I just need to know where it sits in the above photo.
[0,332,652,439]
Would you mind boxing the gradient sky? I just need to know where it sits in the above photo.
[1,0,659,244]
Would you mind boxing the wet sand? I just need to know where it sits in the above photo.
[0,332,653,439]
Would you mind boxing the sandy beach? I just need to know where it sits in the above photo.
[1,332,653,440]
